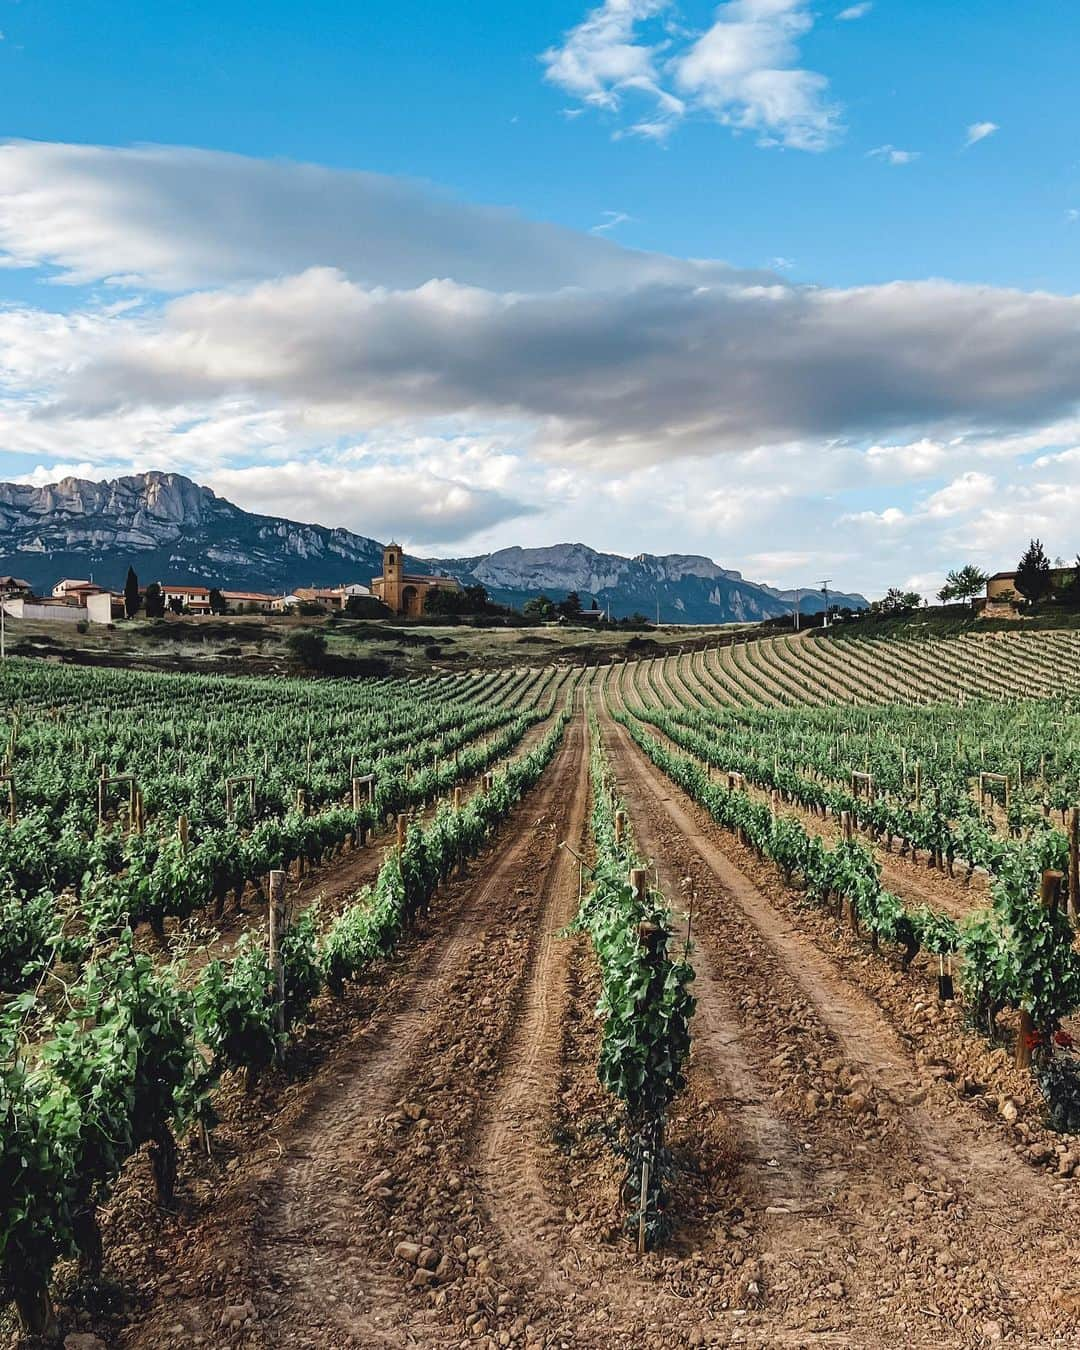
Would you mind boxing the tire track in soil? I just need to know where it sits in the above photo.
[241,716,591,1349]
[599,701,1080,1347]
[117,711,586,1350]
[471,704,591,1301]
[597,710,819,1214]
[240,712,599,1344]
[470,704,754,1350]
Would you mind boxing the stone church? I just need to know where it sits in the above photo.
[371,543,462,617]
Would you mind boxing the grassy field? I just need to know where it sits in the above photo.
[2,609,754,676]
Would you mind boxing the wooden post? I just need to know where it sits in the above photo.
[453,786,463,810]
[615,809,627,845]
[914,761,921,811]
[630,867,648,902]
[396,812,407,854]
[295,787,306,816]
[1069,808,1080,923]
[1017,871,1064,1069]
[637,1156,650,1256]
[1042,869,1063,913]
[351,777,361,811]
[134,789,145,835]
[0,774,14,825]
[770,791,780,821]
[268,869,287,1053]
[840,810,854,842]
[177,813,189,847]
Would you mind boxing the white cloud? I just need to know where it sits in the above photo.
[965,121,999,147]
[841,506,907,526]
[591,210,632,233]
[540,0,684,140]
[37,268,1080,472]
[673,1,842,151]
[922,470,995,518]
[542,0,842,151]
[0,140,740,294]
[868,145,919,165]
[837,3,871,17]
[204,461,533,549]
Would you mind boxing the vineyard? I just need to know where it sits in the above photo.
[5,629,1080,1348]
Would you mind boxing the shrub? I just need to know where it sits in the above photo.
[285,629,328,670]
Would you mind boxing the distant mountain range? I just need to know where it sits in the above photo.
[0,472,866,623]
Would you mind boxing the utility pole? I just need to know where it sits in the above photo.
[793,588,801,633]
[656,598,660,627]
[820,579,831,630]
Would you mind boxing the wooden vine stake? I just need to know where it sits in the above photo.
[226,775,256,821]
[98,773,136,831]
[1016,870,1064,1070]
[637,1156,650,1257]
[177,813,189,848]
[615,809,627,845]
[268,869,287,1058]
[0,772,15,825]
[396,812,407,854]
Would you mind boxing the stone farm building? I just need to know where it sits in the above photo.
[370,544,461,617]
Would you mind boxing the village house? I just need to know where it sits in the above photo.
[290,582,373,611]
[985,568,1075,603]
[159,583,212,613]
[222,590,278,613]
[51,578,107,602]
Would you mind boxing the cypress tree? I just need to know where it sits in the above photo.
[124,566,141,618]
[1015,538,1052,603]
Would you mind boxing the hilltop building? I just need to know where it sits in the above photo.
[371,543,461,617]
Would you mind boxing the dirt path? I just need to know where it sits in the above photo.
[114,708,590,1349]
[598,697,1080,1347]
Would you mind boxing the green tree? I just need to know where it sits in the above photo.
[936,581,956,605]
[123,566,140,619]
[1061,555,1080,608]
[208,588,227,615]
[286,628,328,670]
[559,590,583,619]
[523,594,555,621]
[143,582,165,618]
[945,563,989,606]
[871,588,923,616]
[1015,538,1052,603]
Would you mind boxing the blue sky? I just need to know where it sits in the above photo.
[1,0,1079,597]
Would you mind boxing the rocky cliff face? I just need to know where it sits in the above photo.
[0,472,384,594]
[0,472,866,622]
[429,544,866,622]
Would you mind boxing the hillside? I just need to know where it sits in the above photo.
[0,471,866,623]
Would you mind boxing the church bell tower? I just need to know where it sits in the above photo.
[383,541,404,613]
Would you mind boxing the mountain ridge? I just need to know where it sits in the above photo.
[0,472,866,623]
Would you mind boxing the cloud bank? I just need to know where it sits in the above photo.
[2,140,1080,590]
